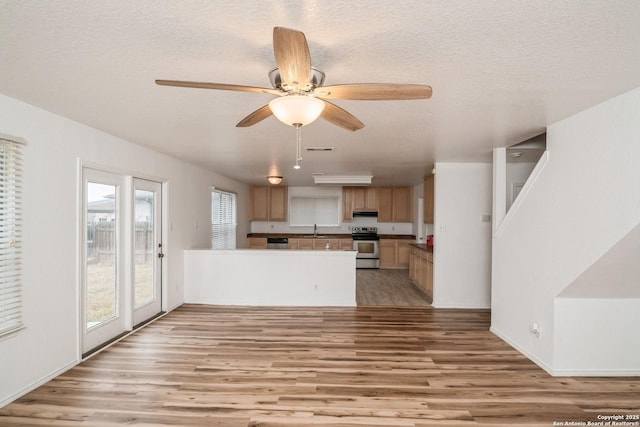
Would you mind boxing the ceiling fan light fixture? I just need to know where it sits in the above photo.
[267,176,283,185]
[269,95,325,127]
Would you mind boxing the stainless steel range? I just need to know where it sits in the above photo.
[352,226,380,269]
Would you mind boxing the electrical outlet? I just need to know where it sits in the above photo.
[530,322,541,338]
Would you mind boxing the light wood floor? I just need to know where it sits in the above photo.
[2,305,639,426]
[356,269,432,306]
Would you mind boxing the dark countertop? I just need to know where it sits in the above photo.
[247,233,352,239]
[410,243,434,253]
[380,235,416,240]
[247,233,417,240]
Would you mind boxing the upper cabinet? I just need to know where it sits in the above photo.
[342,187,354,221]
[378,186,413,223]
[423,174,434,224]
[343,186,379,221]
[250,186,288,221]
[352,187,378,211]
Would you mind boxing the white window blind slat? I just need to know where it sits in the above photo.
[0,137,24,337]
[289,197,339,226]
[211,189,237,250]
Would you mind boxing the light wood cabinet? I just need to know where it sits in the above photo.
[247,237,267,249]
[397,240,410,266]
[342,187,354,221]
[250,186,270,221]
[352,187,378,211]
[379,239,411,269]
[343,187,378,220]
[423,174,434,224]
[377,187,412,223]
[353,187,367,211]
[379,239,396,268]
[378,187,393,222]
[409,246,433,297]
[288,238,352,251]
[250,186,288,221]
[340,239,354,251]
[392,187,412,222]
[269,186,287,221]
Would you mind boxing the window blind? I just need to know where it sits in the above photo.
[211,189,237,249]
[0,137,23,337]
[290,197,339,226]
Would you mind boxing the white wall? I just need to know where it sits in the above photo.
[433,163,493,308]
[491,86,640,375]
[184,249,356,306]
[0,93,249,406]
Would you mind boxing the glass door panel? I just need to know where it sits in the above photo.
[132,178,162,326]
[82,169,126,354]
[134,189,155,308]
[86,183,118,328]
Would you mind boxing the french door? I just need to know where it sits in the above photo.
[82,169,163,355]
[132,178,162,326]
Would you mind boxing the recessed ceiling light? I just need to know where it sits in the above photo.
[510,152,523,158]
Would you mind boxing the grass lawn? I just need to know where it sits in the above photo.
[86,261,153,325]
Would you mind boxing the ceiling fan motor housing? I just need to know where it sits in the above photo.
[269,67,326,93]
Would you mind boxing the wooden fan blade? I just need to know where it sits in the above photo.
[320,101,364,132]
[273,27,311,89]
[155,79,281,96]
[236,104,273,127]
[315,83,432,100]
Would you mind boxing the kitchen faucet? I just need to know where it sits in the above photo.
[313,224,318,237]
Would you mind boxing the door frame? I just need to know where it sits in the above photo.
[78,162,168,359]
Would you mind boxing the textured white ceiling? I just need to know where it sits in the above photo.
[2,0,640,186]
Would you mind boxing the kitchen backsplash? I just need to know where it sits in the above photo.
[251,220,415,236]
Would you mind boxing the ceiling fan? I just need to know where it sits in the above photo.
[155,27,432,132]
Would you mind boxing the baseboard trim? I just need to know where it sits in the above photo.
[0,359,78,408]
[490,326,555,375]
[491,326,640,377]
[432,303,491,309]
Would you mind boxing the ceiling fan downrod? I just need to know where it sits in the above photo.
[294,123,303,170]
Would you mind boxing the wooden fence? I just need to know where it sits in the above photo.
[87,221,153,264]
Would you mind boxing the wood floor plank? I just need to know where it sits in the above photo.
[1,304,639,426]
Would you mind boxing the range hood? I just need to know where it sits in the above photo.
[353,211,378,218]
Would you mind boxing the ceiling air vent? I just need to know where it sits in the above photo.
[305,147,335,152]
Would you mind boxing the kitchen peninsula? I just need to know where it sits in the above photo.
[184,248,357,306]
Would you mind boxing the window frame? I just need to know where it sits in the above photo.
[211,188,237,250]
[0,135,25,338]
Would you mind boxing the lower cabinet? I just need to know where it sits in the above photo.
[288,238,352,250]
[247,237,267,249]
[409,246,433,297]
[379,239,411,269]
